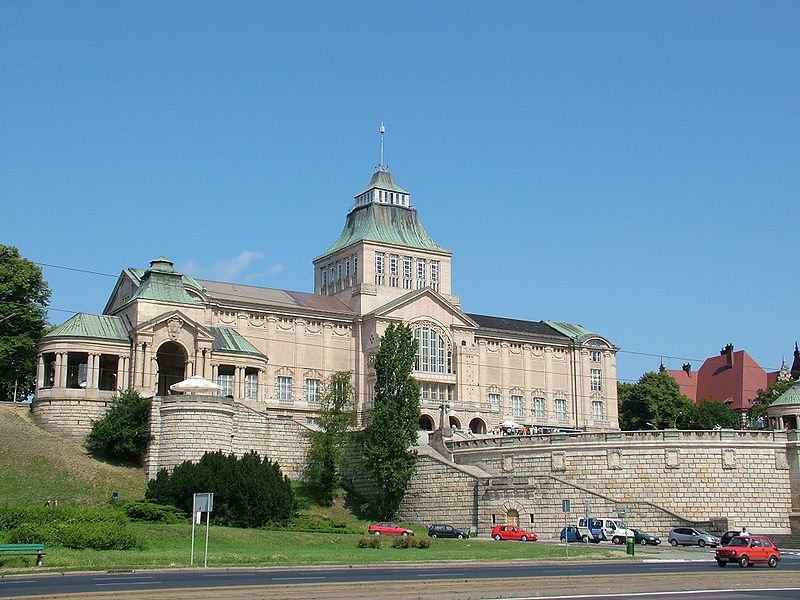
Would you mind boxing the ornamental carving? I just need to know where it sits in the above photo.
[167,316,183,341]
[502,454,514,473]
[722,448,737,469]
[665,449,680,469]
[608,449,622,470]
[776,450,789,470]
[552,451,566,472]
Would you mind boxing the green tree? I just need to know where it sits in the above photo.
[687,399,739,429]
[749,378,794,424]
[85,389,152,465]
[362,323,420,518]
[0,245,50,402]
[617,371,694,430]
[304,371,357,506]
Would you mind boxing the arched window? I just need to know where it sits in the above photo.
[413,324,452,374]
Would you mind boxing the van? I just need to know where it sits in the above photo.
[578,517,635,544]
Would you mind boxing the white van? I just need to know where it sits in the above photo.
[578,517,635,544]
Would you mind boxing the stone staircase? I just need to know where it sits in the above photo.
[770,533,800,550]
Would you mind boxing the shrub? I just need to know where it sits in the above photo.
[85,389,151,465]
[117,501,185,524]
[145,450,296,528]
[391,537,430,549]
[356,536,381,549]
[0,505,137,550]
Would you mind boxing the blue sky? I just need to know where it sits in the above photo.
[2,1,797,383]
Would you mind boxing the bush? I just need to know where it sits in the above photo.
[391,536,430,549]
[117,501,185,524]
[145,450,296,528]
[85,389,151,465]
[0,505,137,550]
[356,536,381,549]
[287,513,356,533]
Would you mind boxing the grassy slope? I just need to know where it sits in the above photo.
[0,403,147,507]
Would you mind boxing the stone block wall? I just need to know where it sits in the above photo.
[31,397,112,439]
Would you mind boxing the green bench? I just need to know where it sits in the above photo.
[0,543,45,566]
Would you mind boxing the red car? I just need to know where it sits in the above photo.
[368,521,414,536]
[715,535,780,568]
[491,524,538,542]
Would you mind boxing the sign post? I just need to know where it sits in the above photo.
[190,492,214,567]
[562,499,571,558]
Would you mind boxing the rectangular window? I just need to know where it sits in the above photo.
[218,373,234,397]
[488,393,500,409]
[306,378,320,403]
[336,262,342,282]
[245,372,258,399]
[555,398,567,420]
[344,259,351,285]
[430,260,439,282]
[511,395,524,417]
[590,350,602,363]
[352,255,358,281]
[591,369,603,392]
[403,256,412,278]
[375,252,385,273]
[276,376,293,402]
[532,397,545,419]
[416,258,426,288]
[389,254,399,276]
[592,400,604,420]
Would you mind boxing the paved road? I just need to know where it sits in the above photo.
[1,554,799,600]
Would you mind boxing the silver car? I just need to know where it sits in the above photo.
[668,527,720,547]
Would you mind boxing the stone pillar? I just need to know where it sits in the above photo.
[90,353,101,389]
[235,366,243,399]
[143,344,152,390]
[56,352,67,388]
[37,354,45,389]
[258,368,265,400]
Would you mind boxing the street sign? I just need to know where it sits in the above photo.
[562,499,571,513]
[613,507,626,515]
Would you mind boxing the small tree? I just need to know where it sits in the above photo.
[304,371,357,506]
[688,399,739,429]
[362,323,420,518]
[85,389,151,465]
[750,378,794,425]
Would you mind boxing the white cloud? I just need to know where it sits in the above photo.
[180,251,279,283]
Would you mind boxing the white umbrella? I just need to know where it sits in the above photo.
[500,420,521,428]
[170,375,222,395]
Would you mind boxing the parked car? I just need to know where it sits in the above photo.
[428,524,469,539]
[368,522,414,536]
[720,530,744,546]
[715,535,780,568]
[560,525,600,543]
[631,529,661,545]
[579,517,635,544]
[668,527,720,547]
[491,524,538,542]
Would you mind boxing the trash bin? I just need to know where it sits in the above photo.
[626,535,635,556]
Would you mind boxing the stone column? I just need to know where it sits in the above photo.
[117,355,126,390]
[37,354,45,389]
[90,353,101,389]
[56,352,67,388]
[258,368,265,400]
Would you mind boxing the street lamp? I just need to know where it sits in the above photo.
[672,412,683,429]
[645,422,657,430]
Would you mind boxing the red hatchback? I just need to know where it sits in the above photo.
[367,521,414,536]
[491,524,538,542]
[715,535,780,568]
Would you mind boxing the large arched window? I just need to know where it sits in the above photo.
[413,324,452,374]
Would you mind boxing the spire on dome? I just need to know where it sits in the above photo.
[377,120,387,172]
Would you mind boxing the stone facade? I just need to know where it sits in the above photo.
[32,163,619,478]
[396,429,797,539]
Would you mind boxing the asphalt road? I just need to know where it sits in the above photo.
[1,553,799,600]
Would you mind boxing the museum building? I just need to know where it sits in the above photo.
[31,161,620,456]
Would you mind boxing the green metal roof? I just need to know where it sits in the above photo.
[211,327,265,357]
[357,169,409,195]
[128,258,202,306]
[770,379,800,407]
[321,202,448,257]
[45,313,129,341]
[544,321,613,346]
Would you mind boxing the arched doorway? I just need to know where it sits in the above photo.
[449,416,461,432]
[157,342,187,396]
[506,508,520,526]
[469,418,487,434]
[419,414,435,431]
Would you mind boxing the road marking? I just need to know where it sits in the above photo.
[270,576,325,581]
[93,576,156,581]
[499,587,800,600]
[95,581,161,586]
[416,572,466,577]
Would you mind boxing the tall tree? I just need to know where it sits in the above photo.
[362,323,420,518]
[688,399,739,429]
[617,371,694,430]
[0,245,50,402]
[303,371,357,506]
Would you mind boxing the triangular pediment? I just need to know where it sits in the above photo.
[103,269,142,315]
[367,288,479,330]
[134,309,215,343]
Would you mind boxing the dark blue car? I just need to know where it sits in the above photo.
[560,525,600,543]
